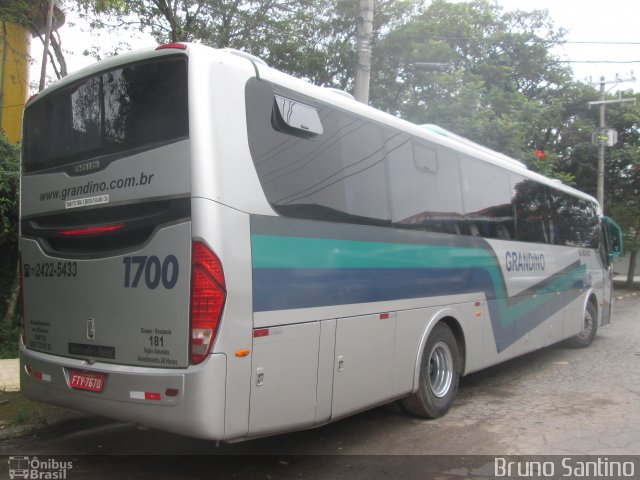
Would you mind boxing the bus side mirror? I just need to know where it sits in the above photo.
[603,216,623,259]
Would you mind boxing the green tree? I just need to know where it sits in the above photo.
[1,0,68,81]
[602,94,640,288]
[370,0,574,175]
[0,132,19,238]
[0,131,20,326]
[558,88,640,288]
[74,0,414,90]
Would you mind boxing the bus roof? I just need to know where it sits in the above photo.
[32,42,600,212]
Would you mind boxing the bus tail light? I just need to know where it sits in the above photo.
[190,242,226,365]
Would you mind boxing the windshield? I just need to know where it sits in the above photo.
[23,56,188,174]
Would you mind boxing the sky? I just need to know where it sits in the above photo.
[29,0,640,94]
[496,0,640,93]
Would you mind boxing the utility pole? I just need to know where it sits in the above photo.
[354,0,374,104]
[597,77,606,211]
[588,74,636,212]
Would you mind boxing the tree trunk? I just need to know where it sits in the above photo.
[626,249,638,291]
[3,261,19,327]
[39,0,55,91]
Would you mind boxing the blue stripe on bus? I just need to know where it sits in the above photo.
[252,265,586,352]
[252,267,495,311]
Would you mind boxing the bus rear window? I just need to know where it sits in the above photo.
[23,56,188,174]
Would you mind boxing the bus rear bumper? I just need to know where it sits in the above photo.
[19,344,227,440]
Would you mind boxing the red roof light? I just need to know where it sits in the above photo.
[156,43,187,51]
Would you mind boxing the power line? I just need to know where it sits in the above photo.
[561,60,640,64]
[564,41,640,45]
[428,36,640,45]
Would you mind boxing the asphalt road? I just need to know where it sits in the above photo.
[2,293,639,479]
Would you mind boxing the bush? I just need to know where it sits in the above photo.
[0,131,19,239]
[0,131,20,327]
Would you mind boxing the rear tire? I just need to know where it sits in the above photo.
[568,301,598,348]
[402,323,460,419]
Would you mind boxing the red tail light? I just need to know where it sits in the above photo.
[190,241,226,365]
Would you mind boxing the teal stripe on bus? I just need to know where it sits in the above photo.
[251,232,589,352]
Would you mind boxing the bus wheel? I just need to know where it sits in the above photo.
[402,323,460,419]
[569,301,598,348]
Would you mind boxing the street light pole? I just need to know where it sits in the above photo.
[597,77,606,210]
[587,74,636,213]
[354,0,374,104]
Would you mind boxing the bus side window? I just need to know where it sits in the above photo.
[388,141,465,235]
[511,176,548,244]
[460,156,514,240]
[246,79,390,226]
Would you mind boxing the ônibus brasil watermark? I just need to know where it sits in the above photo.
[8,456,73,480]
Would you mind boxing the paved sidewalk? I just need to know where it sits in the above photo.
[0,358,19,392]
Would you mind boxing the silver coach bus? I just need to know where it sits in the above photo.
[19,43,623,441]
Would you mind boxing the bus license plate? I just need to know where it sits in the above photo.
[70,370,105,393]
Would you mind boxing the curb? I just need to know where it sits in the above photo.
[614,291,639,301]
[0,358,20,393]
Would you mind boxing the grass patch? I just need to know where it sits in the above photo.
[0,391,82,436]
[0,391,76,431]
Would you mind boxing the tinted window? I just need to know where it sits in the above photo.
[246,79,390,225]
[23,56,188,173]
[511,176,550,243]
[548,188,599,248]
[389,140,465,235]
[460,156,514,239]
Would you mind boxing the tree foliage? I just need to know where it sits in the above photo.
[0,132,19,241]
[0,0,30,24]
[1,0,68,80]
[601,94,640,286]
[5,0,640,284]
[370,0,577,174]
[74,0,415,90]
[0,131,20,325]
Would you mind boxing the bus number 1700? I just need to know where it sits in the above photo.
[123,255,179,289]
